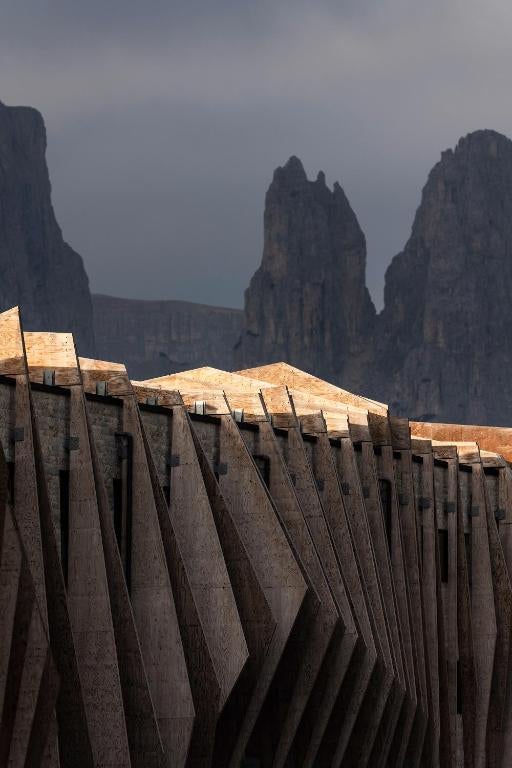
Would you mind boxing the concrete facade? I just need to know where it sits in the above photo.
[2,307,512,766]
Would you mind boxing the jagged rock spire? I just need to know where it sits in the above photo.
[367,129,512,423]
[235,156,375,386]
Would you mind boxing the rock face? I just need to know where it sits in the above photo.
[4,101,512,427]
[0,102,95,354]
[93,294,243,379]
[235,157,376,388]
[366,130,512,425]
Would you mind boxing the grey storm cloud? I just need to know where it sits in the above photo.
[1,0,512,308]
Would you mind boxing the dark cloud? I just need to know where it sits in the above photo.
[2,1,512,308]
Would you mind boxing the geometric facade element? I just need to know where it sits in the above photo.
[2,306,512,767]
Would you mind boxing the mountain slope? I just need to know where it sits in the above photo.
[0,101,94,353]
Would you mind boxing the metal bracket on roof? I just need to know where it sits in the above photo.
[95,381,108,396]
[43,369,56,386]
[232,408,244,423]
[146,396,159,406]
[194,400,206,415]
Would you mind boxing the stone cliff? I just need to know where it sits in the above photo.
[235,157,376,389]
[0,102,95,354]
[93,294,243,379]
[238,135,512,425]
[366,130,512,424]
[4,100,512,426]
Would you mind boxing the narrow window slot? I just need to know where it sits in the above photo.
[7,461,14,504]
[379,478,393,553]
[464,532,472,587]
[457,658,462,714]
[438,529,448,583]
[59,470,70,587]
[113,478,123,551]
[253,454,270,488]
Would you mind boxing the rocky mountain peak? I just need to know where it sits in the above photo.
[236,157,376,385]
[367,129,512,424]
[0,102,94,354]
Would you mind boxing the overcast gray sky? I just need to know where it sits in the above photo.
[2,0,512,308]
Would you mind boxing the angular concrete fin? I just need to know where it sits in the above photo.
[330,437,397,767]
[2,366,61,767]
[414,451,441,766]
[67,387,131,767]
[392,449,429,766]
[470,462,497,767]
[200,414,308,766]
[13,376,48,629]
[238,415,341,767]
[456,460,476,767]
[23,332,80,387]
[30,406,95,767]
[139,408,221,766]
[167,406,248,710]
[122,395,195,766]
[0,515,35,765]
[4,568,57,768]
[190,424,276,768]
[270,423,361,767]
[0,307,25,377]
[237,362,388,413]
[374,446,417,766]
[84,395,165,768]
[306,432,377,766]
[482,469,512,767]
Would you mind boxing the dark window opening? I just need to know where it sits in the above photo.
[253,454,270,488]
[59,470,70,588]
[114,432,134,592]
[7,461,14,504]
[113,478,123,551]
[379,479,393,553]
[464,532,472,587]
[438,529,448,583]
[457,659,462,714]
[162,485,170,505]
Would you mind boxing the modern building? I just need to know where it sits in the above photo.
[1,305,511,767]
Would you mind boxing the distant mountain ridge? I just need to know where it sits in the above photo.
[237,133,512,425]
[2,100,512,425]
[93,294,242,379]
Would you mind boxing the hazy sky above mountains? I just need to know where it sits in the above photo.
[2,0,512,308]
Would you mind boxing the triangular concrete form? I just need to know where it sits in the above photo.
[3,312,512,766]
